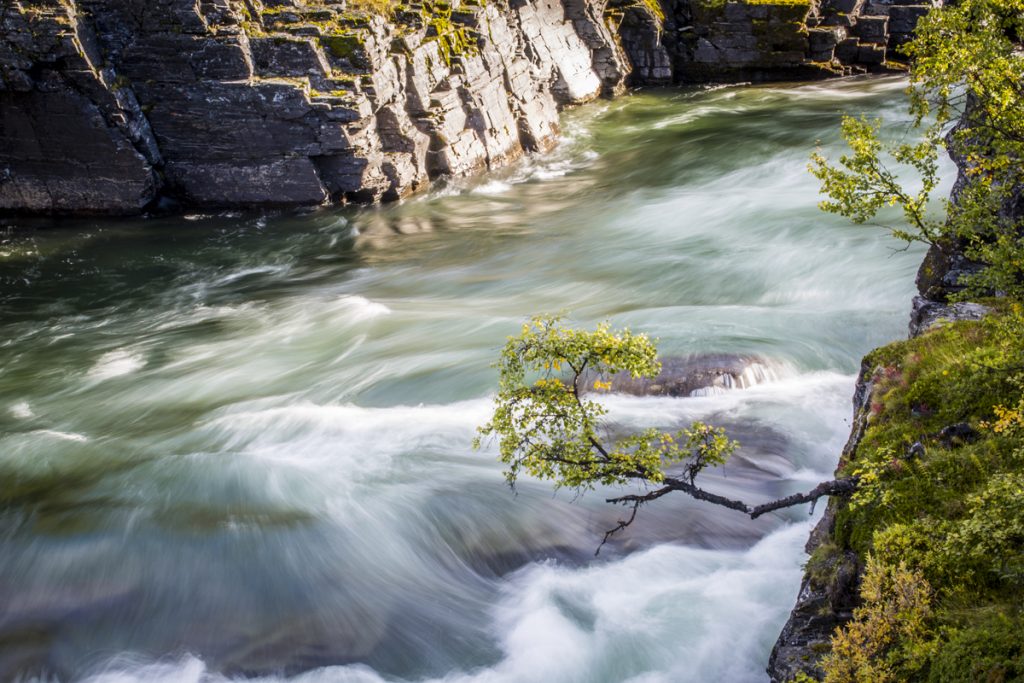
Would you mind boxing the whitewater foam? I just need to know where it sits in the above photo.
[9,401,33,419]
[87,349,145,380]
[66,522,811,683]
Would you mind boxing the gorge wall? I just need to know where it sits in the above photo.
[0,0,934,215]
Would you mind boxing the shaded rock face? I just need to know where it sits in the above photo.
[0,1,161,214]
[767,506,862,682]
[660,0,932,83]
[598,353,785,397]
[908,295,989,338]
[1,0,937,215]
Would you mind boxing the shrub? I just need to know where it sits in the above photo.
[822,557,935,683]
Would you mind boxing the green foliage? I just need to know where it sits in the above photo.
[821,557,935,683]
[810,116,943,245]
[811,0,1024,299]
[946,472,1024,582]
[474,315,736,492]
[347,0,398,15]
[835,305,1024,547]
[320,33,364,60]
[928,612,1024,683]
[788,674,820,683]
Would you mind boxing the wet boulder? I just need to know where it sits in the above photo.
[594,353,784,397]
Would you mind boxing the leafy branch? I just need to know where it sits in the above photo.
[810,0,1024,300]
[474,315,857,550]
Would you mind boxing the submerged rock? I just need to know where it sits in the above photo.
[599,353,785,397]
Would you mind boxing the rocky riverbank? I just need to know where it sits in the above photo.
[1,0,932,215]
[767,262,990,682]
[766,115,1013,680]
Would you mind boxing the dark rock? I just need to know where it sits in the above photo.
[909,295,990,338]
[250,37,330,78]
[938,422,980,449]
[857,42,886,63]
[887,31,914,56]
[0,89,157,214]
[854,15,889,44]
[0,2,160,214]
[594,354,784,397]
[905,441,926,459]
[767,506,862,682]
[888,4,931,33]
[863,1,893,15]
[822,0,865,14]
[165,158,329,206]
[834,37,860,61]
[724,2,754,21]
[823,12,858,27]
[808,25,846,60]
[915,242,986,300]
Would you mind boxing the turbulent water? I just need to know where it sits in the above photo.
[0,76,945,683]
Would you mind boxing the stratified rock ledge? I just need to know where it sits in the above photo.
[1,0,932,215]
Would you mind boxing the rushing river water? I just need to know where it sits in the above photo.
[0,75,943,683]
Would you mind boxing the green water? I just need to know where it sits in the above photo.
[0,75,940,683]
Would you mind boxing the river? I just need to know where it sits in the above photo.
[0,75,938,682]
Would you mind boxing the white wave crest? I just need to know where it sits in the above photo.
[9,401,33,419]
[88,349,145,380]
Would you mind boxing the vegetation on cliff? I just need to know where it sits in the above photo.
[811,0,1024,301]
[806,306,1024,681]
[800,0,1024,678]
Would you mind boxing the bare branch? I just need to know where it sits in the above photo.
[748,476,860,519]
[662,475,753,514]
[604,475,860,523]
[596,500,640,556]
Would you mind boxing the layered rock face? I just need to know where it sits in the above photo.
[0,2,161,213]
[0,0,646,213]
[662,0,936,82]
[0,0,937,214]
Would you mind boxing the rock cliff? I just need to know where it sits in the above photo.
[0,0,641,213]
[765,282,990,683]
[1,0,934,215]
